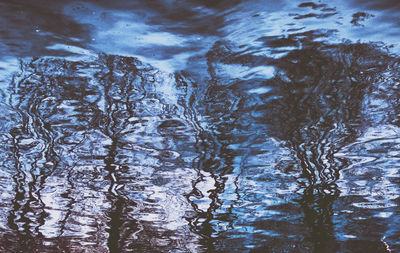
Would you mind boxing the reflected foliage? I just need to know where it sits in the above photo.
[199,33,398,252]
[0,26,399,253]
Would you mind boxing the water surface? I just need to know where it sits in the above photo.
[0,0,399,252]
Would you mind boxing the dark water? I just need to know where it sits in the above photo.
[0,0,399,252]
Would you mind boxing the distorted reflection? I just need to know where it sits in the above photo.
[0,0,399,252]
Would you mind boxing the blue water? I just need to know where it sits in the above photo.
[0,0,399,252]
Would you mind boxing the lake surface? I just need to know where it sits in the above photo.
[0,0,399,252]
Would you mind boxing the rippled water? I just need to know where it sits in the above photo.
[0,0,399,252]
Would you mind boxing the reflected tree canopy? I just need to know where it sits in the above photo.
[0,31,398,252]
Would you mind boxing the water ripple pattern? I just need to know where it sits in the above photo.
[0,0,399,252]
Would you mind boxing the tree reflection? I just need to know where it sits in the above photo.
[0,55,204,251]
[0,34,397,252]
[200,31,396,251]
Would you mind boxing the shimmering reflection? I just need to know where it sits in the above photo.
[0,44,398,252]
[0,56,204,252]
[192,36,399,252]
[0,0,399,252]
